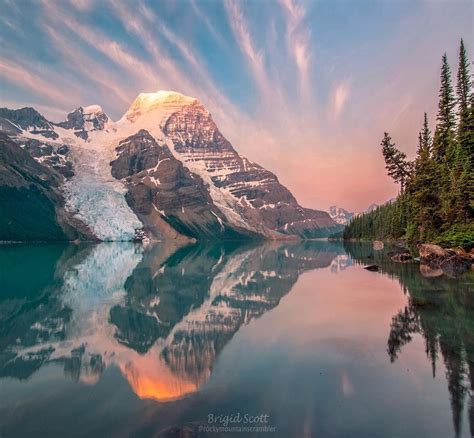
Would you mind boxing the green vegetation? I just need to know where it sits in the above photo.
[344,39,473,248]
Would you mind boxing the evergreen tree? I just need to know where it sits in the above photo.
[456,39,470,122]
[455,38,472,171]
[467,93,474,216]
[450,40,473,222]
[411,114,440,239]
[450,143,471,222]
[467,92,474,161]
[431,54,458,225]
[417,112,432,161]
[433,53,456,162]
[381,132,412,191]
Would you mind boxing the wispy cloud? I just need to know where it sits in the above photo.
[331,81,350,120]
[224,0,272,100]
[106,0,258,145]
[280,0,311,96]
[0,58,82,108]
[69,0,94,12]
[190,0,227,48]
[44,24,132,107]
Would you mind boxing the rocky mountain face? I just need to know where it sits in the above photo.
[110,129,254,240]
[56,105,109,140]
[0,91,340,241]
[0,133,92,241]
[0,107,58,139]
[328,205,354,225]
[362,198,396,214]
[162,101,337,238]
[365,203,379,213]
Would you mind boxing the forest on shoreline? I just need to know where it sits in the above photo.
[344,39,473,249]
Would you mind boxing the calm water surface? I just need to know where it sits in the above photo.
[0,241,472,437]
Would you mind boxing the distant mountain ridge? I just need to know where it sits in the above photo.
[327,199,397,226]
[0,91,340,241]
[328,205,354,225]
[363,198,396,214]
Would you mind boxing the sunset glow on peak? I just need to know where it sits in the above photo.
[124,90,197,123]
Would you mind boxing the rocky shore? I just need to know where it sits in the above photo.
[367,241,473,278]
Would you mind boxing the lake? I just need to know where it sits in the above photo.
[0,240,472,437]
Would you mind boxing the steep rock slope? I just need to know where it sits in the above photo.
[0,107,145,241]
[0,107,58,139]
[0,133,93,241]
[56,105,110,140]
[110,130,254,240]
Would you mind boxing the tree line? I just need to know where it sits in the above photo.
[344,39,473,248]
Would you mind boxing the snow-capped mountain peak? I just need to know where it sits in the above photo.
[56,105,110,139]
[124,90,197,123]
[82,104,104,114]
[328,205,354,225]
[0,107,58,139]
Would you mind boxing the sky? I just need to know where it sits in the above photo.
[0,0,472,212]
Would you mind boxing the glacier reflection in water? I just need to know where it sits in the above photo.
[0,240,472,437]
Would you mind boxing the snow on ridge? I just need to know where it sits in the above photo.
[82,104,104,114]
[164,137,257,232]
[124,90,197,123]
[328,205,354,225]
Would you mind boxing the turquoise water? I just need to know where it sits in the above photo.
[0,241,472,437]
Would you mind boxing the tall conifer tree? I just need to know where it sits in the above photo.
[411,114,439,239]
[455,39,472,162]
[381,132,412,192]
[433,54,456,162]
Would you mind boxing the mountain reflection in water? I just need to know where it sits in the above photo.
[0,240,472,437]
[0,241,343,402]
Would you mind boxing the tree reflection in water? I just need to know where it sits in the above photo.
[345,241,474,438]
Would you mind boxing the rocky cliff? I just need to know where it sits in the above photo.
[0,133,93,241]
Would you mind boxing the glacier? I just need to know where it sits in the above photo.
[62,132,143,241]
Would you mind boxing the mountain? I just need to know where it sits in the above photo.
[0,133,93,241]
[55,105,110,140]
[328,205,354,225]
[0,91,340,241]
[363,198,397,214]
[0,107,58,139]
[365,203,379,213]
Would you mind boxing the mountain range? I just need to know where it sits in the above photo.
[0,91,340,241]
